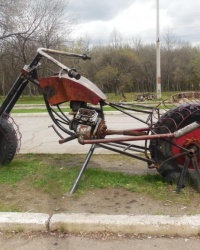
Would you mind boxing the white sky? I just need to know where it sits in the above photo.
[67,0,200,45]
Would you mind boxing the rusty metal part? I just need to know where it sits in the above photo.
[162,92,200,112]
[59,135,77,144]
[183,139,200,156]
[172,126,200,169]
[39,74,106,106]
[106,128,147,136]
[76,124,92,140]
[68,112,77,115]
[184,138,200,150]
[95,120,107,139]
[78,133,174,145]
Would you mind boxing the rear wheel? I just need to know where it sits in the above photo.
[150,103,200,183]
[0,116,19,165]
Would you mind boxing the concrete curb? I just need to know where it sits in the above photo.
[0,212,200,236]
[0,212,49,232]
[50,213,200,236]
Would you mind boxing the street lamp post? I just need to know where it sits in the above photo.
[156,0,161,99]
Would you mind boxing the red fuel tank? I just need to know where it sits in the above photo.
[39,74,106,106]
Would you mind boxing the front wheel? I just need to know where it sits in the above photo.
[0,116,20,165]
[150,103,200,184]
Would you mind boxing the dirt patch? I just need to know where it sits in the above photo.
[0,155,199,216]
[1,184,199,216]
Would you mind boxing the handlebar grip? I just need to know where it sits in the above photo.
[68,69,81,80]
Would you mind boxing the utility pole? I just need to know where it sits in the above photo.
[156,0,161,99]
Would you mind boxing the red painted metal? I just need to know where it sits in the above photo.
[39,74,106,105]
[172,127,200,169]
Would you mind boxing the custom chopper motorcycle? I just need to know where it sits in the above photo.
[0,48,200,194]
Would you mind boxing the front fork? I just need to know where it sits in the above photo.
[0,54,42,117]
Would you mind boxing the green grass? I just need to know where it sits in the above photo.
[0,91,180,114]
[0,156,39,184]
[10,104,172,114]
[105,92,178,102]
[0,154,198,203]
[16,96,45,105]
[0,92,178,105]
[11,108,68,114]
[11,106,116,114]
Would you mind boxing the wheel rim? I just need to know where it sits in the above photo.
[172,127,200,169]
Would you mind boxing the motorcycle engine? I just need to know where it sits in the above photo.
[70,106,107,140]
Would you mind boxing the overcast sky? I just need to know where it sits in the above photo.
[67,0,200,45]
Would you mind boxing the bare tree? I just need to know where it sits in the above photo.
[131,37,143,55]
[0,0,27,39]
[35,0,75,48]
[109,28,122,49]
[0,0,74,42]
[0,0,76,95]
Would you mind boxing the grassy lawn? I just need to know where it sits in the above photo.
[10,106,117,114]
[0,154,163,196]
[0,154,198,213]
[0,92,178,114]
[106,92,177,102]
[0,92,178,105]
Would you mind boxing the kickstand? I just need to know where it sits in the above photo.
[177,149,200,193]
[68,144,96,196]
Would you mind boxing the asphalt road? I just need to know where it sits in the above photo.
[13,113,151,154]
